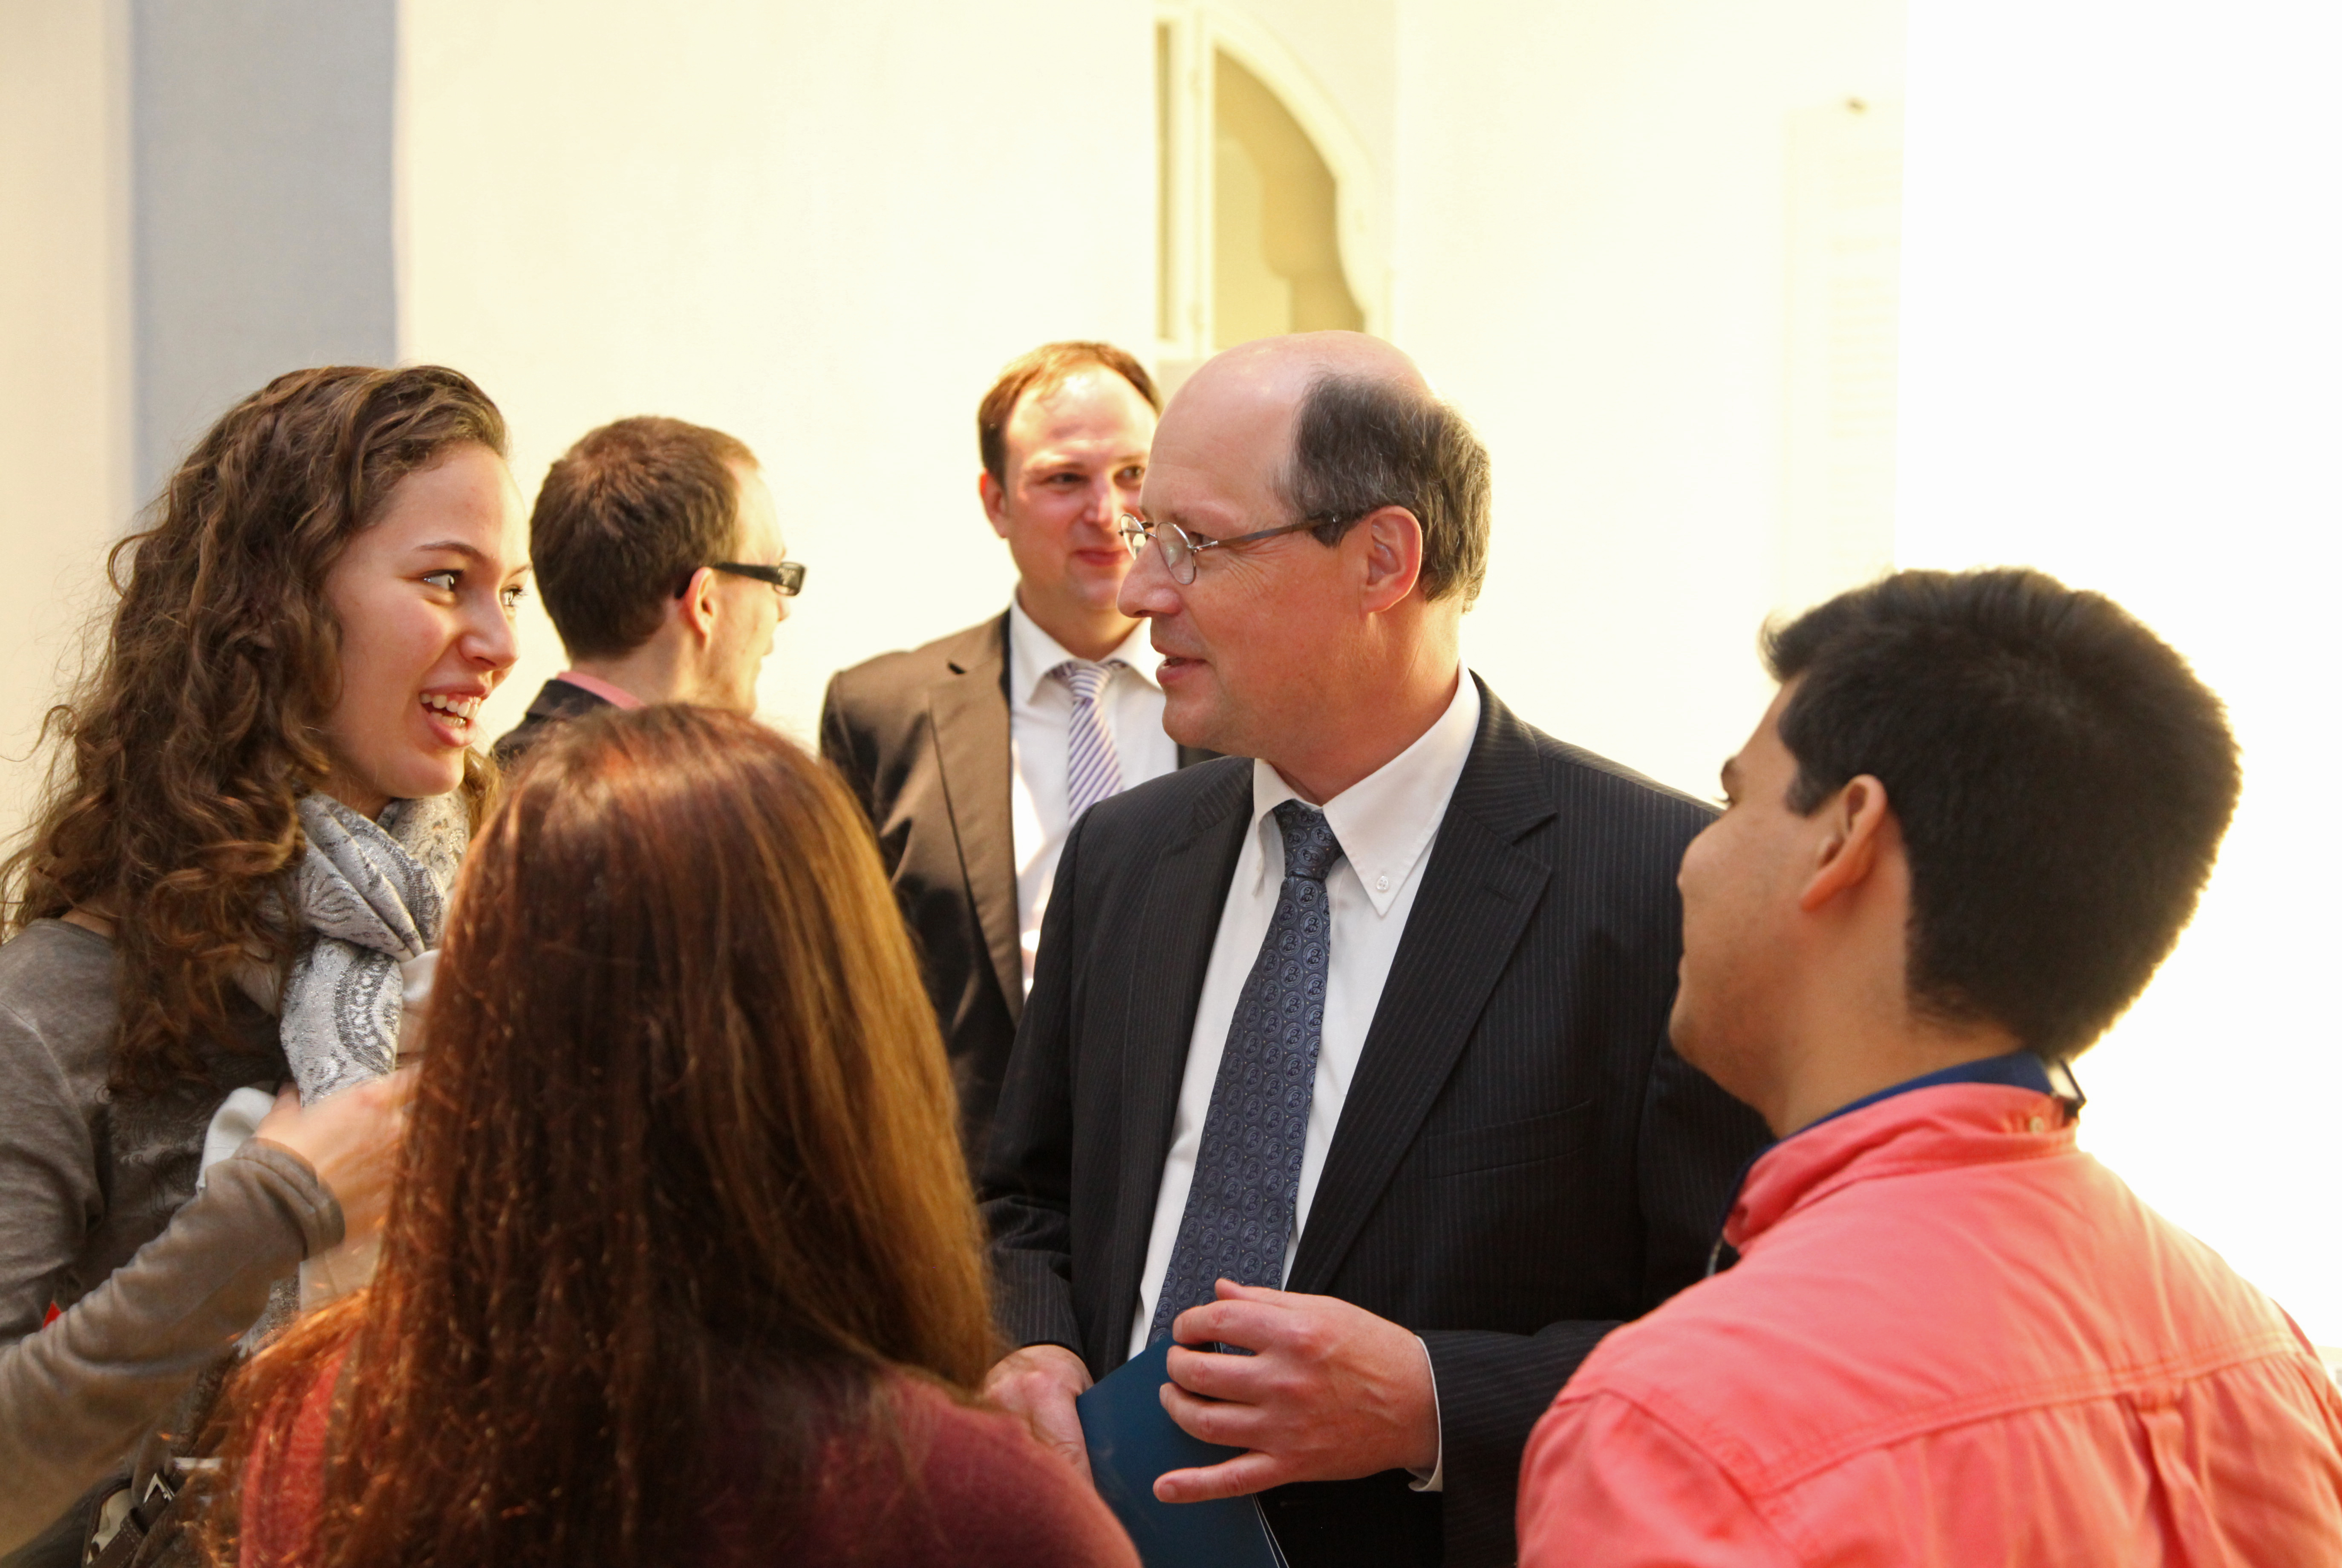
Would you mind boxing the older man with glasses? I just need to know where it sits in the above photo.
[978,331,1768,1568]
[493,415,800,767]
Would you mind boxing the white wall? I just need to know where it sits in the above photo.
[1899,0,2342,1340]
[1393,0,1906,798]
[0,0,130,850]
[398,0,1158,748]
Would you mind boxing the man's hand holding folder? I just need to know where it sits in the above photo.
[1070,1339,1285,1567]
[986,1277,1439,1499]
[1151,1280,1440,1500]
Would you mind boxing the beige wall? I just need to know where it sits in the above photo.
[1,0,1878,824]
[1393,0,1907,798]
[399,0,1157,748]
[0,0,130,850]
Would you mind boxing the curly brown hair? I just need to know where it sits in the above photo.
[0,365,508,1097]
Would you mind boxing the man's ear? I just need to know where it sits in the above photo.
[675,566,719,644]
[1356,506,1425,614]
[979,471,1011,538]
[1798,774,1893,913]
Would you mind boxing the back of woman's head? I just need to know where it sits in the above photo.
[2,365,506,1094]
[411,703,990,1375]
[216,706,993,1567]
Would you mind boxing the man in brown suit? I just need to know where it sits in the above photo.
[820,342,1211,1160]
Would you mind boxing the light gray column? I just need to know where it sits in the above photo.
[132,0,396,499]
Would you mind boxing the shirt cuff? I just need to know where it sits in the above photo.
[1405,1334,1445,1492]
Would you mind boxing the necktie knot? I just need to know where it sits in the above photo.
[1051,659,1120,706]
[1272,800,1344,883]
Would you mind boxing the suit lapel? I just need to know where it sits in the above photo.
[1101,767,1252,1364]
[1286,684,1557,1296]
[929,617,1024,1022]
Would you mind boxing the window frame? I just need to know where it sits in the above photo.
[1155,4,1386,368]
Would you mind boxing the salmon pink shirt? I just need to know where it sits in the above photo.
[1518,1081,2342,1566]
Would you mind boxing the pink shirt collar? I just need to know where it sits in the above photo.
[554,671,646,711]
[1725,1083,2079,1255]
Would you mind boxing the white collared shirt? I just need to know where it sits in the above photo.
[1127,670,1481,1359]
[1008,599,1178,993]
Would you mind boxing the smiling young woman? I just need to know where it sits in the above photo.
[315,440,531,816]
[0,365,528,1566]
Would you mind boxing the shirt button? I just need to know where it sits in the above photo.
[2027,1115,2045,1133]
[1376,875,1390,892]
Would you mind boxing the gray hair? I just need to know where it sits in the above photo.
[1276,373,1491,608]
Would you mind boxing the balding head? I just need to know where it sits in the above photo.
[1123,333,1490,797]
[1154,331,1488,605]
[1177,330,1431,410]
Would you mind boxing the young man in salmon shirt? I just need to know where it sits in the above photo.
[1517,568,2342,1566]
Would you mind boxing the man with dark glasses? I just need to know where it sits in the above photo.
[494,415,802,767]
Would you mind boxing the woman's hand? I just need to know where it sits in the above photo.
[252,1069,417,1242]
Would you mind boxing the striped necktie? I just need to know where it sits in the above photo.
[1051,659,1127,821]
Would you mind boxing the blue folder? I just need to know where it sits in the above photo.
[1075,1339,1289,1568]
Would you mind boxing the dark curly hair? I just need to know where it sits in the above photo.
[0,364,508,1097]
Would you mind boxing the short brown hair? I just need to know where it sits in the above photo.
[1278,373,1492,609]
[530,416,757,660]
[977,340,1160,486]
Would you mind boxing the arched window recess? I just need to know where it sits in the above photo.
[1155,5,1385,381]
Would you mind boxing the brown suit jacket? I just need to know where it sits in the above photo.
[819,614,1211,1160]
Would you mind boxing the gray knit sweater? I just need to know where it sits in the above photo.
[0,920,342,1564]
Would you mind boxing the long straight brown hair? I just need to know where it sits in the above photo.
[210,706,995,1565]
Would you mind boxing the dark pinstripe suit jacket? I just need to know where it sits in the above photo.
[981,677,1770,1568]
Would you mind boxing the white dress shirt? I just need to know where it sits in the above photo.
[1126,671,1480,1355]
[1008,600,1178,994]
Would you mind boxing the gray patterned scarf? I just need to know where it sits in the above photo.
[279,790,470,1101]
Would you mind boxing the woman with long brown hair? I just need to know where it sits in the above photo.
[0,366,530,1565]
[216,706,1136,1567]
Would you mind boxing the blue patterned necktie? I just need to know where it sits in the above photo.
[1148,799,1346,1345]
[1051,659,1126,821]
